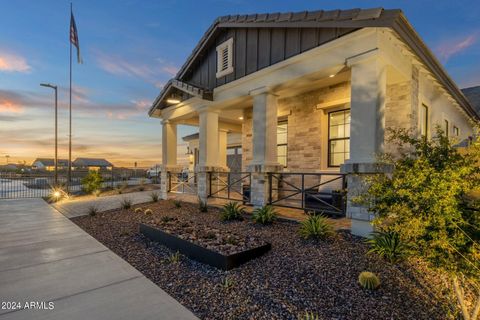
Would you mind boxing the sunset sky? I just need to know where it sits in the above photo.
[1,0,479,168]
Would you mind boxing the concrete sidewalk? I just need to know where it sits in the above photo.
[52,190,156,218]
[0,198,197,320]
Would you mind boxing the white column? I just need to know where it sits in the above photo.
[250,87,279,167]
[347,49,387,163]
[198,108,220,168]
[218,130,228,168]
[161,120,177,166]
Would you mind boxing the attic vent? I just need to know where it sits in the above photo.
[216,38,234,78]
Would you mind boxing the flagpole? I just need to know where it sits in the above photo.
[68,2,73,191]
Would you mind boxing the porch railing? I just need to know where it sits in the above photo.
[267,172,347,216]
[208,172,251,203]
[168,171,197,195]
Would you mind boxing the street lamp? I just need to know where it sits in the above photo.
[40,83,58,185]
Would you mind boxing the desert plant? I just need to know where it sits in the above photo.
[166,251,181,264]
[144,208,153,215]
[226,236,238,245]
[222,277,234,290]
[150,192,159,202]
[252,205,277,224]
[120,198,132,210]
[88,205,99,216]
[366,231,408,263]
[81,171,103,194]
[358,271,380,290]
[138,178,146,191]
[173,200,182,208]
[161,215,174,223]
[134,207,143,214]
[93,189,101,197]
[204,231,217,240]
[221,202,244,221]
[198,197,208,212]
[299,214,334,240]
[297,311,319,320]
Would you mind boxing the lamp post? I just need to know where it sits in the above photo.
[40,83,58,185]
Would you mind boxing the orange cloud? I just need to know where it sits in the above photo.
[0,51,31,72]
[436,33,478,62]
[0,99,23,113]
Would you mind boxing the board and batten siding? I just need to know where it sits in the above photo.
[183,27,358,90]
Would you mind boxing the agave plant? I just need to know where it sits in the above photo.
[299,214,334,240]
[221,202,244,221]
[365,231,407,263]
[150,192,160,202]
[251,205,277,225]
[120,198,132,210]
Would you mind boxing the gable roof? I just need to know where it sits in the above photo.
[149,8,479,121]
[73,158,113,167]
[32,158,69,167]
[462,86,480,114]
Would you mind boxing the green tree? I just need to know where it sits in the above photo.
[357,128,480,319]
[81,170,104,194]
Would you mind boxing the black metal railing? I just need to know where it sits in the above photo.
[208,172,251,203]
[168,171,197,194]
[268,172,347,216]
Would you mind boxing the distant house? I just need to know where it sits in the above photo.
[32,158,69,171]
[73,158,113,171]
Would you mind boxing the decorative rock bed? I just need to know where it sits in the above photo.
[140,220,271,270]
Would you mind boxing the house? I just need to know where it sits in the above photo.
[72,158,113,171]
[183,132,242,172]
[32,158,69,171]
[148,8,479,236]
[462,86,480,113]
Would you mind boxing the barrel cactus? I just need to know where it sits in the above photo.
[358,271,380,290]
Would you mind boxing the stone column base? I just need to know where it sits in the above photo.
[159,165,183,200]
[341,162,393,237]
[246,163,283,207]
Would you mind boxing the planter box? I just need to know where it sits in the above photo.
[140,223,271,270]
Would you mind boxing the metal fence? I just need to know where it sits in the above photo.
[268,172,347,217]
[167,171,197,195]
[0,168,153,199]
[208,172,251,203]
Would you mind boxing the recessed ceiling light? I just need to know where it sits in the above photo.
[329,74,335,78]
[166,98,181,104]
[239,116,244,120]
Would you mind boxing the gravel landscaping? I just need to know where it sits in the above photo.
[72,200,453,320]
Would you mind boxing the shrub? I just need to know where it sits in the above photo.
[198,197,208,212]
[134,207,143,214]
[173,200,181,208]
[222,277,234,290]
[81,171,103,194]
[366,231,407,263]
[150,192,159,202]
[144,208,153,215]
[221,202,244,221]
[88,205,99,216]
[358,271,380,290]
[299,214,334,240]
[93,189,101,197]
[120,198,132,210]
[252,205,277,224]
[166,251,181,264]
[116,182,127,194]
[161,216,174,223]
[297,312,319,320]
[138,178,146,191]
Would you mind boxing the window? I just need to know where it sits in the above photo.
[419,104,428,137]
[216,38,234,78]
[277,120,288,167]
[328,109,350,167]
[453,126,459,137]
[444,119,449,137]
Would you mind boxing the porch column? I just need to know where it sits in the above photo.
[342,49,392,236]
[197,108,228,203]
[160,120,182,200]
[247,87,283,207]
[218,130,228,168]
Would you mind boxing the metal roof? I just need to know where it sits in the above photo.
[462,86,480,114]
[72,158,113,167]
[149,7,480,121]
[32,158,69,166]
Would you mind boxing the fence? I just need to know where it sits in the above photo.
[0,168,153,199]
[167,171,197,195]
[208,172,251,203]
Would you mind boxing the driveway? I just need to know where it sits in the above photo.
[0,198,197,320]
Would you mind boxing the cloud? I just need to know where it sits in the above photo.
[435,33,478,62]
[93,50,178,85]
[0,51,31,73]
[0,99,23,113]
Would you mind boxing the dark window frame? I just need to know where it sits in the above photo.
[277,119,288,168]
[444,119,449,137]
[328,108,350,168]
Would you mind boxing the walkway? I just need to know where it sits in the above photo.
[0,198,197,320]
[52,190,155,218]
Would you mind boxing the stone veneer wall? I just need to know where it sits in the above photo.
[241,82,351,172]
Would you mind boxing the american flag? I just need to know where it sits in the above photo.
[70,12,82,64]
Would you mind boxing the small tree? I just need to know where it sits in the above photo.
[81,170,104,194]
[357,128,480,319]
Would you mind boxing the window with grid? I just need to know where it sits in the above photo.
[277,120,288,167]
[328,109,350,167]
[453,125,459,137]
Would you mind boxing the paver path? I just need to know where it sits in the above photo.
[0,198,197,320]
[52,190,156,218]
